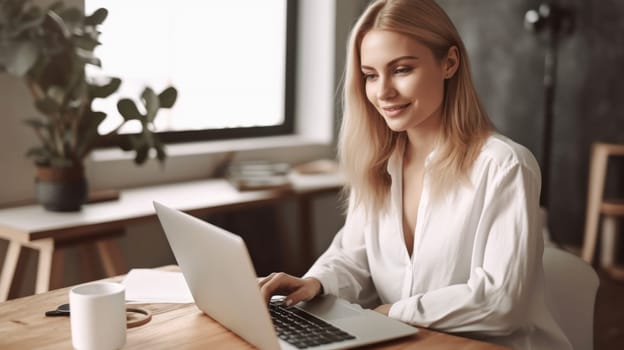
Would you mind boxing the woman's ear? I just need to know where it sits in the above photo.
[444,46,460,79]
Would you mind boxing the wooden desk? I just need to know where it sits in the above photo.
[0,269,509,350]
[0,174,343,301]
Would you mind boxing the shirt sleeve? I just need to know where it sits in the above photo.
[303,194,379,308]
[388,162,543,336]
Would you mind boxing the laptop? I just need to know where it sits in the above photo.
[153,201,418,350]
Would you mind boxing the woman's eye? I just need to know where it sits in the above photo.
[394,67,412,74]
[363,73,377,81]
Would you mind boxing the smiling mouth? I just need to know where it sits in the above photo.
[381,103,411,117]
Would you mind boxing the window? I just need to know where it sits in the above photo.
[85,0,296,146]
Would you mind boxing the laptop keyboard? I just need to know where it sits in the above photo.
[269,301,356,349]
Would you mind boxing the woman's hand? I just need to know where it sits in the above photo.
[258,272,322,306]
[374,304,391,315]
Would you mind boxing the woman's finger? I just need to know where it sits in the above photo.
[257,272,276,288]
[284,288,311,307]
[284,278,321,306]
[260,272,302,303]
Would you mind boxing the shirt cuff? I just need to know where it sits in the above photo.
[388,298,409,321]
[303,267,339,297]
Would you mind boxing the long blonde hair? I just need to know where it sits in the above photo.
[339,0,494,213]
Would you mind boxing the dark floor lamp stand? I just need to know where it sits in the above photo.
[525,2,574,244]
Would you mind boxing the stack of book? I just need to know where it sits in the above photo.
[226,160,292,191]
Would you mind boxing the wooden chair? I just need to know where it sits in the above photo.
[582,143,624,279]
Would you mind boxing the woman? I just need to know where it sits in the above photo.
[260,0,570,348]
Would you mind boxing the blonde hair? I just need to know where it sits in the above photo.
[339,0,494,213]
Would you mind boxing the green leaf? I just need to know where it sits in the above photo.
[74,35,101,52]
[89,77,121,98]
[25,146,52,166]
[5,42,39,76]
[50,157,73,168]
[156,148,166,163]
[158,86,178,108]
[130,134,144,148]
[85,8,108,26]
[34,97,60,114]
[153,136,167,163]
[26,146,48,158]
[24,118,48,129]
[117,99,142,120]
[46,1,65,14]
[141,87,159,122]
[68,97,82,109]
[63,127,72,144]
[12,8,45,36]
[75,47,100,66]
[44,11,71,39]
[143,128,155,147]
[0,0,24,22]
[76,110,106,157]
[117,135,133,151]
[46,85,65,106]
[134,145,149,165]
[56,7,82,28]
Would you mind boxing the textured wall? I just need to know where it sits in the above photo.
[437,0,624,246]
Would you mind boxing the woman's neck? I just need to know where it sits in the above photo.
[403,113,442,166]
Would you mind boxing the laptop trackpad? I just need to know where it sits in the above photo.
[298,294,361,321]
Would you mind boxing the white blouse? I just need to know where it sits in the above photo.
[305,134,571,350]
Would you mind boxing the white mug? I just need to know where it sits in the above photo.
[69,282,127,350]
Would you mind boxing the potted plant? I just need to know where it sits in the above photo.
[0,0,177,211]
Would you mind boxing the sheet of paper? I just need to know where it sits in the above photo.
[121,269,193,303]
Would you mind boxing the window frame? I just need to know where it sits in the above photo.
[96,0,298,148]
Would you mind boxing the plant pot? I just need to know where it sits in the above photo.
[35,166,88,212]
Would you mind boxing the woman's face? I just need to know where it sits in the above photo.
[360,30,449,133]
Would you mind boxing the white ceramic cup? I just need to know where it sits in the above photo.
[69,282,127,350]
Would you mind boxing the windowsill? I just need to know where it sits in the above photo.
[90,134,333,163]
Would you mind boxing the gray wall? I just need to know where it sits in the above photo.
[437,0,624,246]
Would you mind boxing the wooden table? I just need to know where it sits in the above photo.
[0,269,509,350]
[0,174,343,301]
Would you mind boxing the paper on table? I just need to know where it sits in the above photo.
[121,269,193,304]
